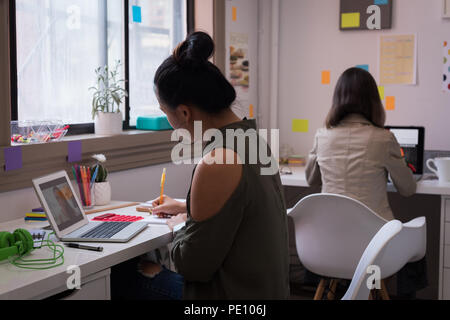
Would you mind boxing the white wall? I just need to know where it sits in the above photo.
[0,162,195,223]
[277,0,450,156]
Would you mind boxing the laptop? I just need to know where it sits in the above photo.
[32,171,148,243]
[385,126,425,179]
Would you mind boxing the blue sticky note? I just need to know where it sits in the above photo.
[132,6,142,23]
[356,64,369,72]
[67,141,82,163]
[4,146,22,171]
[374,0,388,5]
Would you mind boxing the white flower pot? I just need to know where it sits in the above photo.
[93,182,111,206]
[95,111,123,136]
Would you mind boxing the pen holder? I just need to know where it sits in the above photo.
[93,181,111,206]
[81,187,95,210]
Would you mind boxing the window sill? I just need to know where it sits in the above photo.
[0,129,176,193]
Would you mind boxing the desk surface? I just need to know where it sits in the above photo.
[280,167,450,196]
[0,203,173,300]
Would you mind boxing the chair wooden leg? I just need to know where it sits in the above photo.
[368,290,374,300]
[314,279,327,300]
[379,280,390,300]
[327,279,339,300]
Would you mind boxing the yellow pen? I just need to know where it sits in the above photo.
[160,168,166,205]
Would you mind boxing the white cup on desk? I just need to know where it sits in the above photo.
[427,157,450,184]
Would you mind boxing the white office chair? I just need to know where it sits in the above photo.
[288,193,426,300]
[342,219,403,300]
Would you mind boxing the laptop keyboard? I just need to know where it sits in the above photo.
[81,222,132,239]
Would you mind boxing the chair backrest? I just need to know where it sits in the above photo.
[288,193,387,279]
[374,216,427,278]
[341,220,403,300]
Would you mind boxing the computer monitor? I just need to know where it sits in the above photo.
[385,126,425,175]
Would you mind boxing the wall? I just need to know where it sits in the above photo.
[0,161,195,224]
[278,0,450,156]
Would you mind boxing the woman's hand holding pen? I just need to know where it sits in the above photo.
[151,195,187,216]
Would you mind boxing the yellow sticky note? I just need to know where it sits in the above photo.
[378,86,385,101]
[249,104,254,118]
[341,12,360,28]
[386,96,396,110]
[292,119,309,133]
[322,71,331,85]
[232,7,237,21]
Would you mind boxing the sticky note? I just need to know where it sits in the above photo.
[341,13,360,28]
[4,147,22,171]
[374,0,388,5]
[356,65,369,72]
[378,86,385,101]
[322,71,331,85]
[386,96,396,110]
[68,141,82,163]
[249,104,254,118]
[232,7,237,21]
[132,6,142,23]
[292,119,309,133]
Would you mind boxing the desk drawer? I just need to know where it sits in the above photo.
[444,269,450,300]
[445,223,450,245]
[62,269,110,300]
[445,199,450,222]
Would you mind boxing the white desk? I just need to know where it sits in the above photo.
[281,167,450,300]
[0,203,173,300]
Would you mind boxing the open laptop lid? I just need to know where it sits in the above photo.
[32,171,89,239]
[385,126,425,175]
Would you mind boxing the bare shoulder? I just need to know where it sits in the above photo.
[190,148,243,222]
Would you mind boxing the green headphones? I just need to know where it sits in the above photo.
[0,229,34,261]
[0,229,64,270]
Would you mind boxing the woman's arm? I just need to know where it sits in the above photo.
[171,148,244,282]
[305,133,322,187]
[385,132,417,197]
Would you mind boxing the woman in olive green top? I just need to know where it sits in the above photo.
[148,32,290,300]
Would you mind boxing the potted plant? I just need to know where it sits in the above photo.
[90,60,128,136]
[91,154,111,206]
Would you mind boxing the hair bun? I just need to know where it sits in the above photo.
[173,32,215,65]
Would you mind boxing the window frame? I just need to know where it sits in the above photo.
[9,0,194,135]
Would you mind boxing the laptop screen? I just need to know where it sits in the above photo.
[386,126,425,175]
[39,177,84,230]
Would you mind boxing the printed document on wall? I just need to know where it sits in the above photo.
[379,34,417,85]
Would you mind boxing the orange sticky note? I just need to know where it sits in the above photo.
[322,71,331,85]
[386,96,396,110]
[249,104,254,118]
[232,7,237,21]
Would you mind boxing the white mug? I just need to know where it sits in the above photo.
[427,157,450,184]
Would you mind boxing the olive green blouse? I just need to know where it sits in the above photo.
[171,119,290,300]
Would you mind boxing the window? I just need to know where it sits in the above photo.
[11,0,191,134]
[128,0,187,126]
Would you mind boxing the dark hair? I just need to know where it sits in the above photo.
[325,67,386,129]
[154,32,236,114]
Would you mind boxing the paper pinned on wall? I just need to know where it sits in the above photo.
[292,119,309,133]
[341,12,360,29]
[378,86,385,101]
[4,146,22,172]
[229,32,249,100]
[444,41,450,92]
[379,34,417,85]
[249,104,254,118]
[386,96,396,110]
[321,71,331,85]
[356,64,369,72]
[232,7,237,21]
